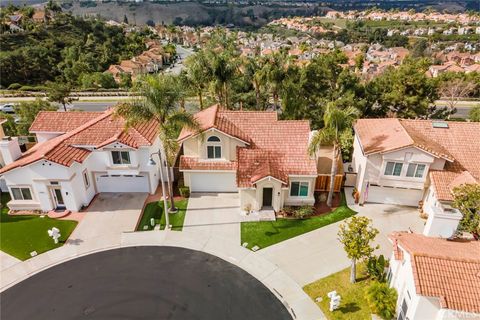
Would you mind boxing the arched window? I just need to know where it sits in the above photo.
[207,136,222,159]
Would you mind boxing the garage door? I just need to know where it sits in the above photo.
[189,172,237,193]
[96,174,150,193]
[367,186,423,207]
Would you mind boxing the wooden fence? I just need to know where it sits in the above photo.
[315,174,343,192]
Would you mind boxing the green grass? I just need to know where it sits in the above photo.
[0,193,78,261]
[136,198,188,231]
[241,192,356,250]
[303,264,371,320]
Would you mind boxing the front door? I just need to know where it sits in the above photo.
[52,188,65,209]
[262,188,273,207]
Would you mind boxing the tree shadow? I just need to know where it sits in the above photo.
[337,302,361,314]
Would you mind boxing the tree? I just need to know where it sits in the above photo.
[15,99,57,135]
[469,105,480,122]
[452,183,480,239]
[437,78,476,114]
[365,281,398,320]
[210,53,237,108]
[47,82,75,111]
[184,51,212,110]
[309,103,358,207]
[116,74,199,213]
[338,216,379,283]
[123,14,129,24]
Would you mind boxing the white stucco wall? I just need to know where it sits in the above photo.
[182,129,247,161]
[423,186,462,238]
[35,132,63,143]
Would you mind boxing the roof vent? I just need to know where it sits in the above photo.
[432,121,449,129]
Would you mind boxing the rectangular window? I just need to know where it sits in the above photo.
[207,146,221,159]
[384,162,403,176]
[11,187,33,201]
[406,164,426,178]
[112,151,131,165]
[290,182,309,197]
[397,299,408,320]
[83,170,90,189]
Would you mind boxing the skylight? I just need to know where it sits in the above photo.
[432,121,449,129]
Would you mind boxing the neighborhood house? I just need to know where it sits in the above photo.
[351,119,479,238]
[388,232,480,320]
[0,109,163,213]
[177,104,334,213]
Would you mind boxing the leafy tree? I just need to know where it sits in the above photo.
[368,58,438,118]
[210,52,238,108]
[123,14,129,24]
[0,113,18,137]
[365,281,398,320]
[411,38,428,58]
[47,82,75,111]
[80,72,117,90]
[366,255,388,282]
[119,73,132,90]
[14,99,57,135]
[116,74,198,213]
[469,106,480,122]
[184,51,212,110]
[437,78,476,113]
[452,183,480,239]
[259,53,287,108]
[309,103,358,207]
[338,216,379,283]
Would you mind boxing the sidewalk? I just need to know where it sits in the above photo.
[1,230,325,320]
[0,251,21,271]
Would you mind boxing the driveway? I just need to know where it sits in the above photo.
[259,196,425,286]
[67,193,147,245]
[183,193,241,243]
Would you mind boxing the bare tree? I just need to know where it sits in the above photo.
[438,78,475,114]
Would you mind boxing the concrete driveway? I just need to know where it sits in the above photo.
[67,193,147,245]
[183,193,241,243]
[259,200,425,286]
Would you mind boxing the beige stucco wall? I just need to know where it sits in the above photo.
[284,176,316,207]
[182,129,247,161]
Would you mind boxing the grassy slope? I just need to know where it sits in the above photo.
[241,192,356,250]
[136,199,188,231]
[303,264,371,320]
[0,193,77,261]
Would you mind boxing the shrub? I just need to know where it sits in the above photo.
[365,281,398,320]
[179,186,190,198]
[8,83,22,90]
[366,255,388,282]
[282,206,295,216]
[293,205,315,219]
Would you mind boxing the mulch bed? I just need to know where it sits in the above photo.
[314,192,342,215]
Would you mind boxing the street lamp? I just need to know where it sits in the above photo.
[149,150,170,230]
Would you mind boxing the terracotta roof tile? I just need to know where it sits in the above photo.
[29,111,102,133]
[180,156,237,171]
[0,109,158,174]
[390,232,480,313]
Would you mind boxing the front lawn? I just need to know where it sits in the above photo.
[303,264,371,320]
[241,192,355,250]
[0,193,78,261]
[136,198,188,231]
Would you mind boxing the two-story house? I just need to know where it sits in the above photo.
[352,119,479,237]
[177,105,318,212]
[0,109,163,213]
[388,232,480,320]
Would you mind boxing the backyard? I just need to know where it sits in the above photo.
[303,264,371,320]
[136,198,188,231]
[241,192,356,250]
[0,193,78,260]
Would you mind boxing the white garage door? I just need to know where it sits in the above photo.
[189,172,237,193]
[367,186,423,207]
[96,174,149,193]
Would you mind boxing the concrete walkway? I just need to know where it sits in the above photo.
[0,251,21,271]
[259,189,426,286]
[182,193,241,244]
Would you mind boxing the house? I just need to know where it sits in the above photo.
[177,105,336,212]
[352,119,480,238]
[388,232,480,320]
[0,109,163,213]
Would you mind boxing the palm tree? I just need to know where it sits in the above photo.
[309,103,358,207]
[210,53,237,108]
[116,74,199,213]
[184,51,212,110]
[260,53,286,108]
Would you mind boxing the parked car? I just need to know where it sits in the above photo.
[0,103,17,114]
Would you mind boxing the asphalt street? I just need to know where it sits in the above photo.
[0,246,292,320]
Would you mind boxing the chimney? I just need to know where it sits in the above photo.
[0,137,22,165]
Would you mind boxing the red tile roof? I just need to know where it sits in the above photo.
[29,111,102,133]
[180,157,237,171]
[0,109,158,174]
[178,105,317,187]
[390,232,480,313]
[355,119,480,201]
